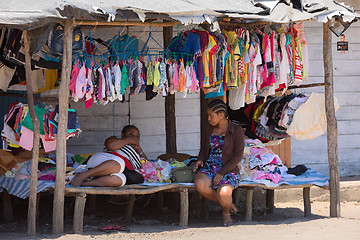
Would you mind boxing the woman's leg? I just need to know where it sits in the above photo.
[194,173,218,203]
[216,184,234,225]
[70,160,121,186]
[81,175,123,187]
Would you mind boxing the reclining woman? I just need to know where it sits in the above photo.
[70,125,147,187]
[193,99,245,226]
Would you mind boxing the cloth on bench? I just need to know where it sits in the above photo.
[0,175,55,199]
[238,169,329,188]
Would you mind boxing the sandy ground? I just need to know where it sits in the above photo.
[1,198,359,240]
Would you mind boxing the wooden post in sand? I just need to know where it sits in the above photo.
[163,20,177,154]
[323,20,340,217]
[24,30,41,237]
[53,19,73,234]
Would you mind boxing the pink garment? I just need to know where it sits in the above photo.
[19,127,34,150]
[97,68,102,101]
[190,64,198,92]
[252,171,281,184]
[38,174,56,181]
[85,98,93,109]
[84,68,94,101]
[75,65,87,100]
[69,61,80,94]
[172,62,179,91]
[19,127,57,152]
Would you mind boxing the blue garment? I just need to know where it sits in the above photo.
[110,34,139,55]
[204,82,224,99]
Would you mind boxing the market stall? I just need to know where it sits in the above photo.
[0,0,358,236]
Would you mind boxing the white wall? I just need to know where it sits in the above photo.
[291,15,360,176]
[67,92,201,159]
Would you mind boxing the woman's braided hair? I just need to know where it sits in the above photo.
[208,99,228,117]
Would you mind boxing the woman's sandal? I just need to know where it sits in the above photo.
[99,225,130,232]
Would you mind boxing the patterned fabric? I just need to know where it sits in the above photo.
[199,135,241,189]
[0,175,55,199]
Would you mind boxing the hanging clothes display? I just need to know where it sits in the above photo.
[229,93,312,143]
[1,103,81,152]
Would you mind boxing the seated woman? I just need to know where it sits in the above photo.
[193,99,245,226]
[70,125,147,187]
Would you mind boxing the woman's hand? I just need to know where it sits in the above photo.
[193,160,203,172]
[212,173,223,186]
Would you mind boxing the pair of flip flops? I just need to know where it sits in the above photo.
[99,225,130,232]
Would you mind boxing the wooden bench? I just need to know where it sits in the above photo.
[65,182,328,234]
[65,184,195,234]
[233,183,330,221]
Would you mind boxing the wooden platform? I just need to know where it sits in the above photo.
[65,182,329,234]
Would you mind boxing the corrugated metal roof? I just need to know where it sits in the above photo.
[0,0,357,29]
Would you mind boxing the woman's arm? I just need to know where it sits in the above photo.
[104,136,139,151]
[216,126,245,176]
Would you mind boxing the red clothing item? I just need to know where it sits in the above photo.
[109,151,133,170]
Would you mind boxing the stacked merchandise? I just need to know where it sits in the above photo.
[1,103,81,152]
[239,139,288,185]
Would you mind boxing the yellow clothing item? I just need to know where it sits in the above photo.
[34,69,58,93]
[153,61,160,87]
[147,61,154,85]
[253,102,266,122]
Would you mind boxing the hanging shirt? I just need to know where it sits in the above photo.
[110,34,139,55]
[120,64,129,95]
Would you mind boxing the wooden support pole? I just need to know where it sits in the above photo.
[53,19,74,234]
[2,190,14,223]
[303,187,311,217]
[245,189,253,221]
[24,30,40,237]
[124,194,136,223]
[87,194,96,216]
[73,193,87,234]
[266,189,275,213]
[157,191,164,212]
[163,20,177,154]
[179,188,189,227]
[323,20,340,217]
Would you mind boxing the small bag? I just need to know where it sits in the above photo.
[170,166,195,183]
[123,167,144,185]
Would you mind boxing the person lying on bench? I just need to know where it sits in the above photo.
[70,125,147,187]
[193,99,245,226]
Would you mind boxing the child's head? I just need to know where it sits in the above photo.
[121,125,140,138]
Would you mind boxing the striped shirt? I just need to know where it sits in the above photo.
[114,145,141,170]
